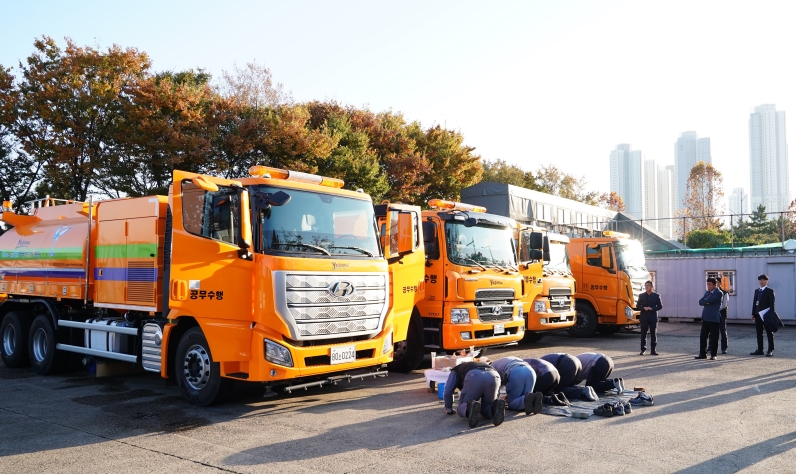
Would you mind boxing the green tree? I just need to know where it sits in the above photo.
[686,228,731,249]
[597,191,625,212]
[481,159,531,188]
[6,36,151,201]
[416,125,483,204]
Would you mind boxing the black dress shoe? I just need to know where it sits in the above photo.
[721,349,727,354]
[650,351,659,355]
[640,349,646,355]
[766,350,774,357]
[750,350,764,355]
[695,354,707,359]
[709,355,717,360]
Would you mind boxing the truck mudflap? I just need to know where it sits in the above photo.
[282,367,388,393]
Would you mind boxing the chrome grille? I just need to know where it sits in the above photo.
[297,318,380,336]
[549,297,572,311]
[477,305,514,322]
[474,289,515,300]
[281,273,388,338]
[548,287,571,297]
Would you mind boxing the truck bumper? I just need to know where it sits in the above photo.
[230,325,395,383]
[525,310,576,331]
[441,317,525,350]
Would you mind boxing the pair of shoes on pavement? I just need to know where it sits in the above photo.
[611,400,631,416]
[593,402,628,417]
[640,350,660,355]
[695,354,717,360]
[466,399,507,428]
[524,391,543,415]
[629,391,654,406]
[613,378,625,393]
[542,393,570,406]
[750,349,774,356]
[581,386,598,401]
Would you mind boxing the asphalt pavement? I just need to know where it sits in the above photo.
[1,321,795,473]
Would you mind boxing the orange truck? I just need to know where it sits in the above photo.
[0,167,414,405]
[566,231,645,337]
[379,200,525,372]
[516,225,576,342]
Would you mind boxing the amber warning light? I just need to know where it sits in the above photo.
[248,165,344,188]
[2,200,11,212]
[427,199,486,213]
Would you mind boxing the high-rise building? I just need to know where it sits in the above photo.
[674,131,711,210]
[728,187,748,217]
[656,165,675,238]
[749,104,790,213]
[643,159,658,231]
[609,144,643,218]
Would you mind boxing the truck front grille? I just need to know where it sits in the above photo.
[280,273,388,339]
[476,304,514,322]
[475,289,515,300]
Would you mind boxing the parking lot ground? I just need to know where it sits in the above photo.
[1,321,795,473]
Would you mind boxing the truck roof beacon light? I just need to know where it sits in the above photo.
[427,199,486,213]
[249,165,345,189]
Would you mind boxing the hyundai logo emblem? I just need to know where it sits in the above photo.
[328,281,356,298]
[492,306,503,315]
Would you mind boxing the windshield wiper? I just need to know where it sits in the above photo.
[329,246,375,257]
[273,243,331,256]
[459,257,488,271]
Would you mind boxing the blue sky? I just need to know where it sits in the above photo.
[3,0,796,203]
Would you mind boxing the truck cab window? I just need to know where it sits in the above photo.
[586,245,601,267]
[182,181,240,245]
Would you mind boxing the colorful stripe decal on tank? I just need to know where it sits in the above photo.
[0,268,87,278]
[0,247,84,260]
[94,267,158,282]
[95,243,158,259]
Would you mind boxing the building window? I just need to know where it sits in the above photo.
[706,270,736,295]
[537,203,552,222]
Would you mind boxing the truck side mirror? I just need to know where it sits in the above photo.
[600,246,612,269]
[422,221,439,261]
[530,249,543,260]
[543,235,550,253]
[397,212,415,255]
[530,232,544,250]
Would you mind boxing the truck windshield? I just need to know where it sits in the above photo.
[253,186,380,257]
[546,242,571,273]
[615,240,647,272]
[445,222,517,268]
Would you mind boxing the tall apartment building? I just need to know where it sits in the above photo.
[728,187,748,217]
[749,104,790,213]
[674,131,711,210]
[656,165,675,238]
[609,144,643,218]
[643,159,658,231]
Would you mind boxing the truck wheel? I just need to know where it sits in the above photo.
[522,331,545,343]
[1,311,31,368]
[567,303,597,338]
[387,314,424,373]
[28,315,65,375]
[174,327,234,406]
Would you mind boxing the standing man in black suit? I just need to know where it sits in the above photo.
[637,280,663,355]
[750,274,776,357]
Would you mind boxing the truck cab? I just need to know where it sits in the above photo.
[397,200,525,369]
[517,225,576,342]
[567,231,646,337]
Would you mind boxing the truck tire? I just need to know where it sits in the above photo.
[567,302,598,338]
[522,331,545,343]
[28,315,66,375]
[387,313,424,373]
[174,327,234,406]
[1,311,31,368]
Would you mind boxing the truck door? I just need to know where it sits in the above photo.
[377,204,425,342]
[582,243,619,317]
[168,171,255,361]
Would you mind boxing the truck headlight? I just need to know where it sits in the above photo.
[382,331,393,355]
[625,306,634,319]
[534,301,547,313]
[264,339,293,367]
[451,308,470,324]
